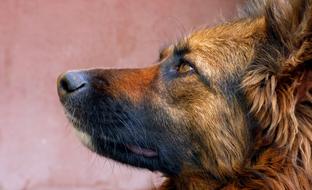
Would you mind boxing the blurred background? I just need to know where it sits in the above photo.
[0,0,242,189]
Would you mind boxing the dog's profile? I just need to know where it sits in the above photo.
[57,0,312,189]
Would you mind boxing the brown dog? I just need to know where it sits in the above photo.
[57,0,312,189]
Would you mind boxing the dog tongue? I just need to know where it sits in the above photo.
[126,144,158,157]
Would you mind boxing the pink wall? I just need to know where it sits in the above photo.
[0,1,241,189]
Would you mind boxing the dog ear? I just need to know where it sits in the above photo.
[242,0,312,147]
[267,0,312,104]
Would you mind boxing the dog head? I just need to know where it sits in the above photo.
[57,0,312,184]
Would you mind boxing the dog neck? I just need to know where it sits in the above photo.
[160,174,223,190]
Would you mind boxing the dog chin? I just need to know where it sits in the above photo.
[74,129,95,151]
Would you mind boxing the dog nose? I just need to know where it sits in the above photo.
[57,71,87,95]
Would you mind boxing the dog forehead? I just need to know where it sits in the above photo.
[185,18,265,48]
[180,19,265,66]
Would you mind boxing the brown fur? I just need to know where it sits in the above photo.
[57,0,312,189]
[159,0,312,189]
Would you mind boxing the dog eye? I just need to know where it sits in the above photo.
[176,61,195,75]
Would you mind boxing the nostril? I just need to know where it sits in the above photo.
[60,78,70,92]
[58,71,87,94]
[60,77,86,93]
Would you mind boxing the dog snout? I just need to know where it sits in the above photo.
[57,71,88,97]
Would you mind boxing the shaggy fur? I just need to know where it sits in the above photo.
[57,0,312,189]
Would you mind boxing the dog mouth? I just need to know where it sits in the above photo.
[64,110,159,158]
[96,137,159,158]
[62,103,181,175]
[64,109,159,158]
[125,144,158,157]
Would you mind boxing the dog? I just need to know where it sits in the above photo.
[57,0,312,189]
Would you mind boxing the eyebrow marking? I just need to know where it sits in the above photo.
[173,40,190,57]
[158,40,190,62]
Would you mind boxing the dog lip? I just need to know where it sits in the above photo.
[94,135,159,158]
[125,144,158,157]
